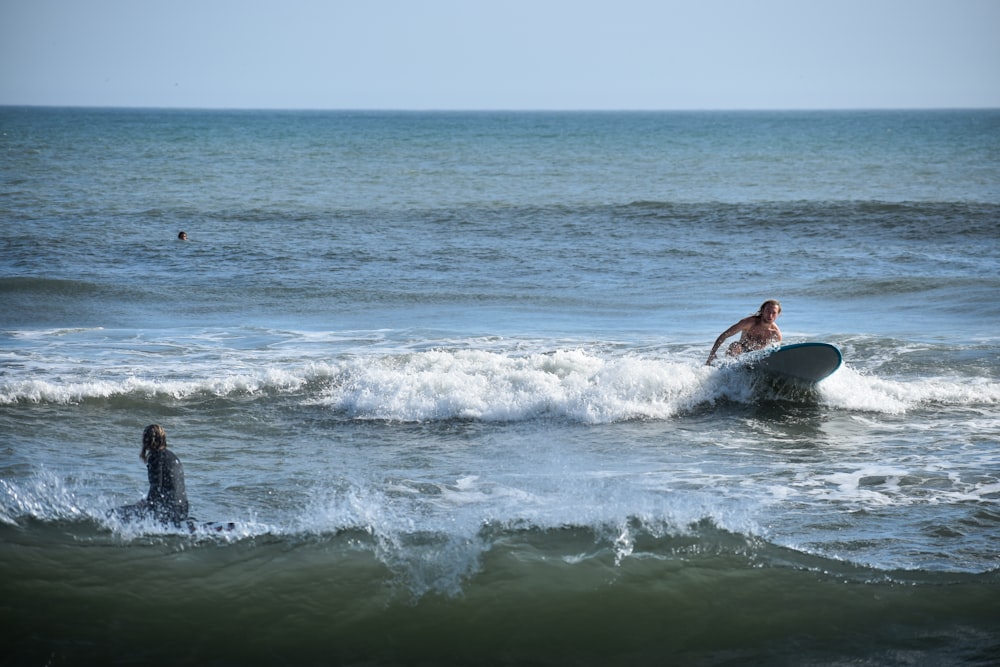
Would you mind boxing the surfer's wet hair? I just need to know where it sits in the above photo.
[755,299,781,318]
[140,424,168,463]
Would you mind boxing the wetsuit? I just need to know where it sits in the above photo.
[144,448,189,525]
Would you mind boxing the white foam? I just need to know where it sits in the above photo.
[3,331,998,422]
[316,348,718,423]
[818,364,1000,414]
[0,471,94,523]
[0,369,307,405]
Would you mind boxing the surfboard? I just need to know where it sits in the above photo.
[746,342,842,384]
[109,506,236,533]
[188,520,237,534]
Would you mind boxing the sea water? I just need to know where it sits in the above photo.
[2,107,999,666]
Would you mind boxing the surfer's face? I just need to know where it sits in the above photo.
[760,304,781,323]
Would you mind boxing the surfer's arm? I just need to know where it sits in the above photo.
[706,319,749,365]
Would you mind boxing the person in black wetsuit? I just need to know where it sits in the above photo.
[116,424,189,526]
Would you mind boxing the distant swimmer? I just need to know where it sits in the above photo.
[177,231,188,240]
[706,299,782,365]
[114,424,190,526]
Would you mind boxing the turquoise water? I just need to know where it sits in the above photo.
[2,107,999,665]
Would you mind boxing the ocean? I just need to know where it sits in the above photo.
[1,107,999,666]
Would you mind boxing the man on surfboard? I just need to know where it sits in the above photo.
[706,299,782,365]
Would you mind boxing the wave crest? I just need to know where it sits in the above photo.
[4,344,998,420]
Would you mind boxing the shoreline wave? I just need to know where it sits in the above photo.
[3,346,997,421]
[3,514,999,667]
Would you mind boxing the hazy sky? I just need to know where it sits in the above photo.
[2,0,997,110]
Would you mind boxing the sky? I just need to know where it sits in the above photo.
[1,0,998,110]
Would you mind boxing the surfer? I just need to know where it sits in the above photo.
[115,424,190,526]
[706,299,782,365]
